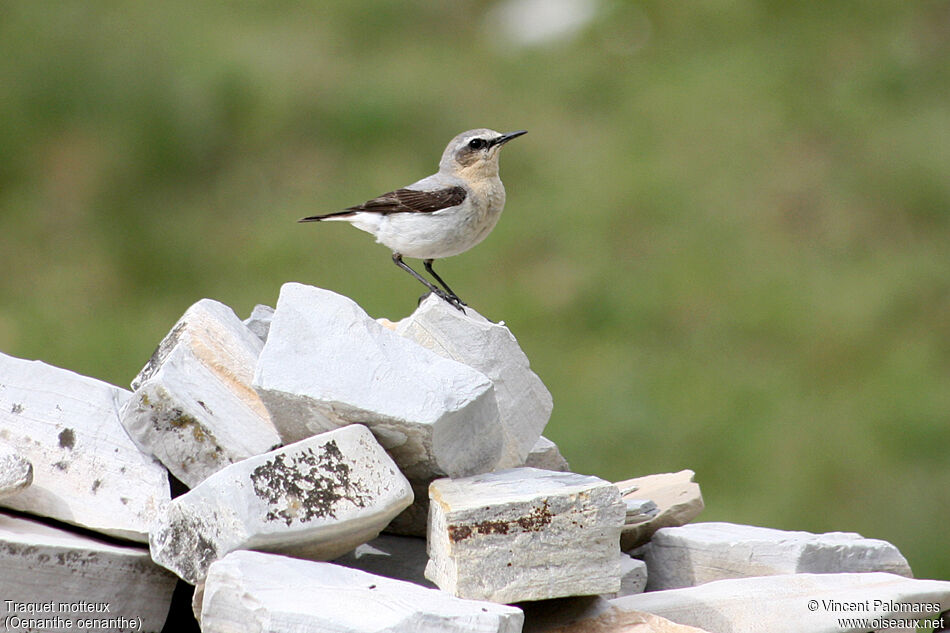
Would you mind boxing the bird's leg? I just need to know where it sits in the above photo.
[423,259,466,307]
[392,253,465,312]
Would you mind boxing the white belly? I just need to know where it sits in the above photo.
[366,185,506,259]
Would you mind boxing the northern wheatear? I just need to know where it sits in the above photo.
[299,128,527,311]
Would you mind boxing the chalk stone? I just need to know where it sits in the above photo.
[643,522,913,590]
[0,352,169,542]
[0,441,32,499]
[616,471,704,551]
[121,298,281,487]
[0,511,177,633]
[611,572,950,633]
[149,424,413,584]
[611,553,649,598]
[524,603,712,633]
[253,282,506,481]
[200,551,525,633]
[523,436,571,471]
[243,304,274,342]
[395,294,553,468]
[426,467,626,603]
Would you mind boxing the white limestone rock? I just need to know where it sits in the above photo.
[0,441,32,498]
[426,467,626,603]
[608,553,648,598]
[243,303,274,342]
[0,352,169,542]
[643,522,913,590]
[253,283,506,481]
[149,424,413,584]
[200,551,524,633]
[334,533,434,587]
[524,435,571,471]
[0,511,177,633]
[616,471,704,550]
[523,601,712,633]
[624,498,660,524]
[611,572,950,633]
[395,294,553,468]
[121,299,281,488]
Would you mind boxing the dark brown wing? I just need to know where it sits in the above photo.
[298,186,466,222]
[347,186,466,215]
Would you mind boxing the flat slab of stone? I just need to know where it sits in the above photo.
[253,283,506,481]
[200,551,524,633]
[616,471,704,551]
[643,522,912,590]
[121,299,281,488]
[523,598,708,633]
[0,352,170,542]
[149,424,413,584]
[395,294,553,468]
[524,436,570,471]
[0,441,32,499]
[0,511,177,633]
[334,533,433,587]
[426,467,626,603]
[612,572,950,633]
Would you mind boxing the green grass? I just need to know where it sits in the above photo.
[1,1,948,579]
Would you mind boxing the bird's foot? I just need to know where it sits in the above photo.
[419,290,466,313]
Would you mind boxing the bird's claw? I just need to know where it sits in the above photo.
[420,290,466,313]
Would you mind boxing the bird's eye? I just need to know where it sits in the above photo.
[468,138,487,150]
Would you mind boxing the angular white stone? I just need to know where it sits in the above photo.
[395,294,553,468]
[121,299,281,488]
[426,467,626,603]
[149,424,413,584]
[200,551,524,633]
[524,436,571,471]
[0,352,169,542]
[253,283,506,480]
[0,441,32,499]
[624,498,660,522]
[0,512,177,633]
[616,471,704,551]
[611,553,649,598]
[334,533,434,587]
[611,572,950,633]
[643,522,912,590]
[243,303,274,342]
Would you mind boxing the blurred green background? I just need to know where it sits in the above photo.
[1,1,947,579]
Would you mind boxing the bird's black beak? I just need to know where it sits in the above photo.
[489,130,527,148]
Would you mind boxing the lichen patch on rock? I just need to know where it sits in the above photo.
[250,440,369,526]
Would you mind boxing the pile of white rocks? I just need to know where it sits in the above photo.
[0,282,948,633]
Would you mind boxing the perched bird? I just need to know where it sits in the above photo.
[299,128,527,311]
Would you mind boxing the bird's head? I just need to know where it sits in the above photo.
[439,129,527,179]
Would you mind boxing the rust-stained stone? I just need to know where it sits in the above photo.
[426,468,625,603]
